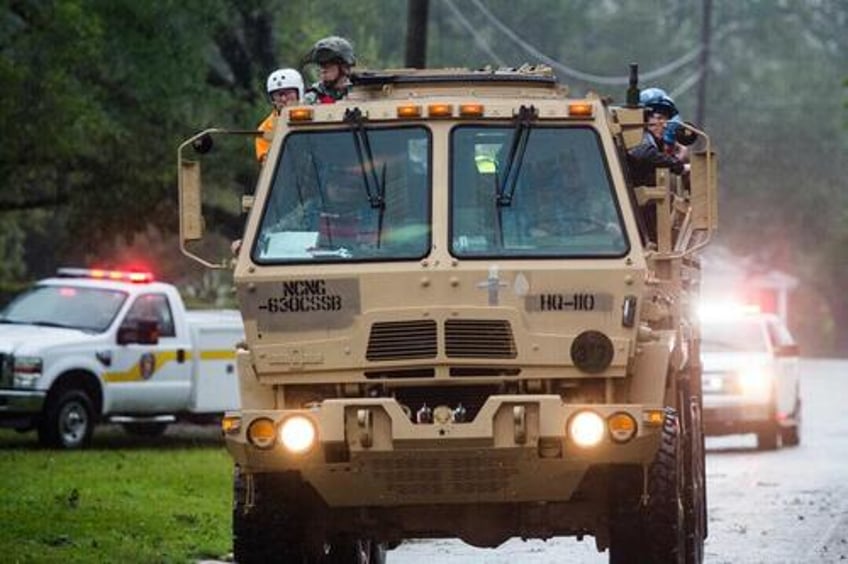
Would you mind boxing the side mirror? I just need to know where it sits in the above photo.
[117,318,160,346]
[675,121,699,146]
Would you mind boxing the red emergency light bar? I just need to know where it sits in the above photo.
[56,268,154,284]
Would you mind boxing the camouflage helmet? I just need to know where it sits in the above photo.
[309,36,356,66]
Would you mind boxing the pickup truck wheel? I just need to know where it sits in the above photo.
[122,422,169,437]
[609,408,686,563]
[38,389,95,449]
[756,424,779,450]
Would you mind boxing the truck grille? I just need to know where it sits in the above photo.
[445,319,517,359]
[366,320,438,361]
[371,452,517,497]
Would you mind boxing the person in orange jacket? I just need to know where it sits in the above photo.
[255,68,304,164]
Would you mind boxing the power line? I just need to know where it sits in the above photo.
[443,0,505,67]
[467,0,702,85]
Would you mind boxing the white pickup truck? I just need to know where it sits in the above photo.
[0,268,245,448]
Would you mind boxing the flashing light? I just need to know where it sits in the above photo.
[397,104,423,118]
[57,268,154,284]
[427,103,453,118]
[459,103,484,117]
[568,102,594,117]
[288,107,314,122]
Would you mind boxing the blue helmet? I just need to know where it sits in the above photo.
[640,87,678,118]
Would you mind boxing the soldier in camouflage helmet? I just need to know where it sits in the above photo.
[303,36,356,105]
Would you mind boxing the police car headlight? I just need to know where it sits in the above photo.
[568,410,605,448]
[279,415,317,454]
[13,356,43,388]
[739,364,772,397]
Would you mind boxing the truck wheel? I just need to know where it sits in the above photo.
[781,397,802,447]
[756,425,779,450]
[38,389,95,449]
[233,467,314,563]
[122,422,169,438]
[610,409,686,564]
[684,399,707,563]
[324,538,386,564]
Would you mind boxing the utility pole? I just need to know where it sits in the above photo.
[695,0,713,127]
[405,0,429,68]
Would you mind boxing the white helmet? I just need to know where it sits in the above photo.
[266,68,304,101]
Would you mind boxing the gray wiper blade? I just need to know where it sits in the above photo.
[29,320,81,330]
[496,105,537,207]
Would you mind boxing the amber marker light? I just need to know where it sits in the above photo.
[247,418,276,449]
[288,107,314,122]
[396,104,423,118]
[221,415,242,435]
[427,103,453,117]
[643,409,665,427]
[459,103,484,117]
[608,412,638,443]
[568,102,594,117]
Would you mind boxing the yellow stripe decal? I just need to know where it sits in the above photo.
[103,349,236,383]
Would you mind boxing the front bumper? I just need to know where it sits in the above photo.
[0,389,46,426]
[703,394,774,435]
[226,395,663,507]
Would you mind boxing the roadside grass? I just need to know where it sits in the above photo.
[0,425,232,563]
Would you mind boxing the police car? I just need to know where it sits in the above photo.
[700,304,801,450]
[0,268,244,448]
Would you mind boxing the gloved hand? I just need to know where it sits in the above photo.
[663,120,680,152]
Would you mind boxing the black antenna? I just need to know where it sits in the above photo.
[626,63,640,107]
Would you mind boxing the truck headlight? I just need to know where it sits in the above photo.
[13,356,43,388]
[279,415,317,454]
[738,364,772,397]
[568,410,605,448]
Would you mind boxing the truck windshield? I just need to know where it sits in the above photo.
[450,125,628,258]
[701,318,768,353]
[0,285,128,333]
[253,126,431,263]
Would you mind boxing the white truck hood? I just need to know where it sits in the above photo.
[0,324,96,355]
[701,351,771,372]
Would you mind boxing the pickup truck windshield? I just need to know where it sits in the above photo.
[450,125,628,258]
[0,285,128,333]
[701,319,769,353]
[253,127,431,263]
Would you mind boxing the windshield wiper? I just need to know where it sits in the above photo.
[493,105,537,246]
[344,108,387,248]
[26,320,82,330]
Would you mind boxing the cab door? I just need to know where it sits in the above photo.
[106,293,192,413]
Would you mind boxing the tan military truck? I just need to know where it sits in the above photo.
[178,65,717,563]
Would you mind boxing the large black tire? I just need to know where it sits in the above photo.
[610,409,687,564]
[233,467,313,563]
[683,398,707,563]
[38,389,95,449]
[122,422,169,437]
[233,467,386,564]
